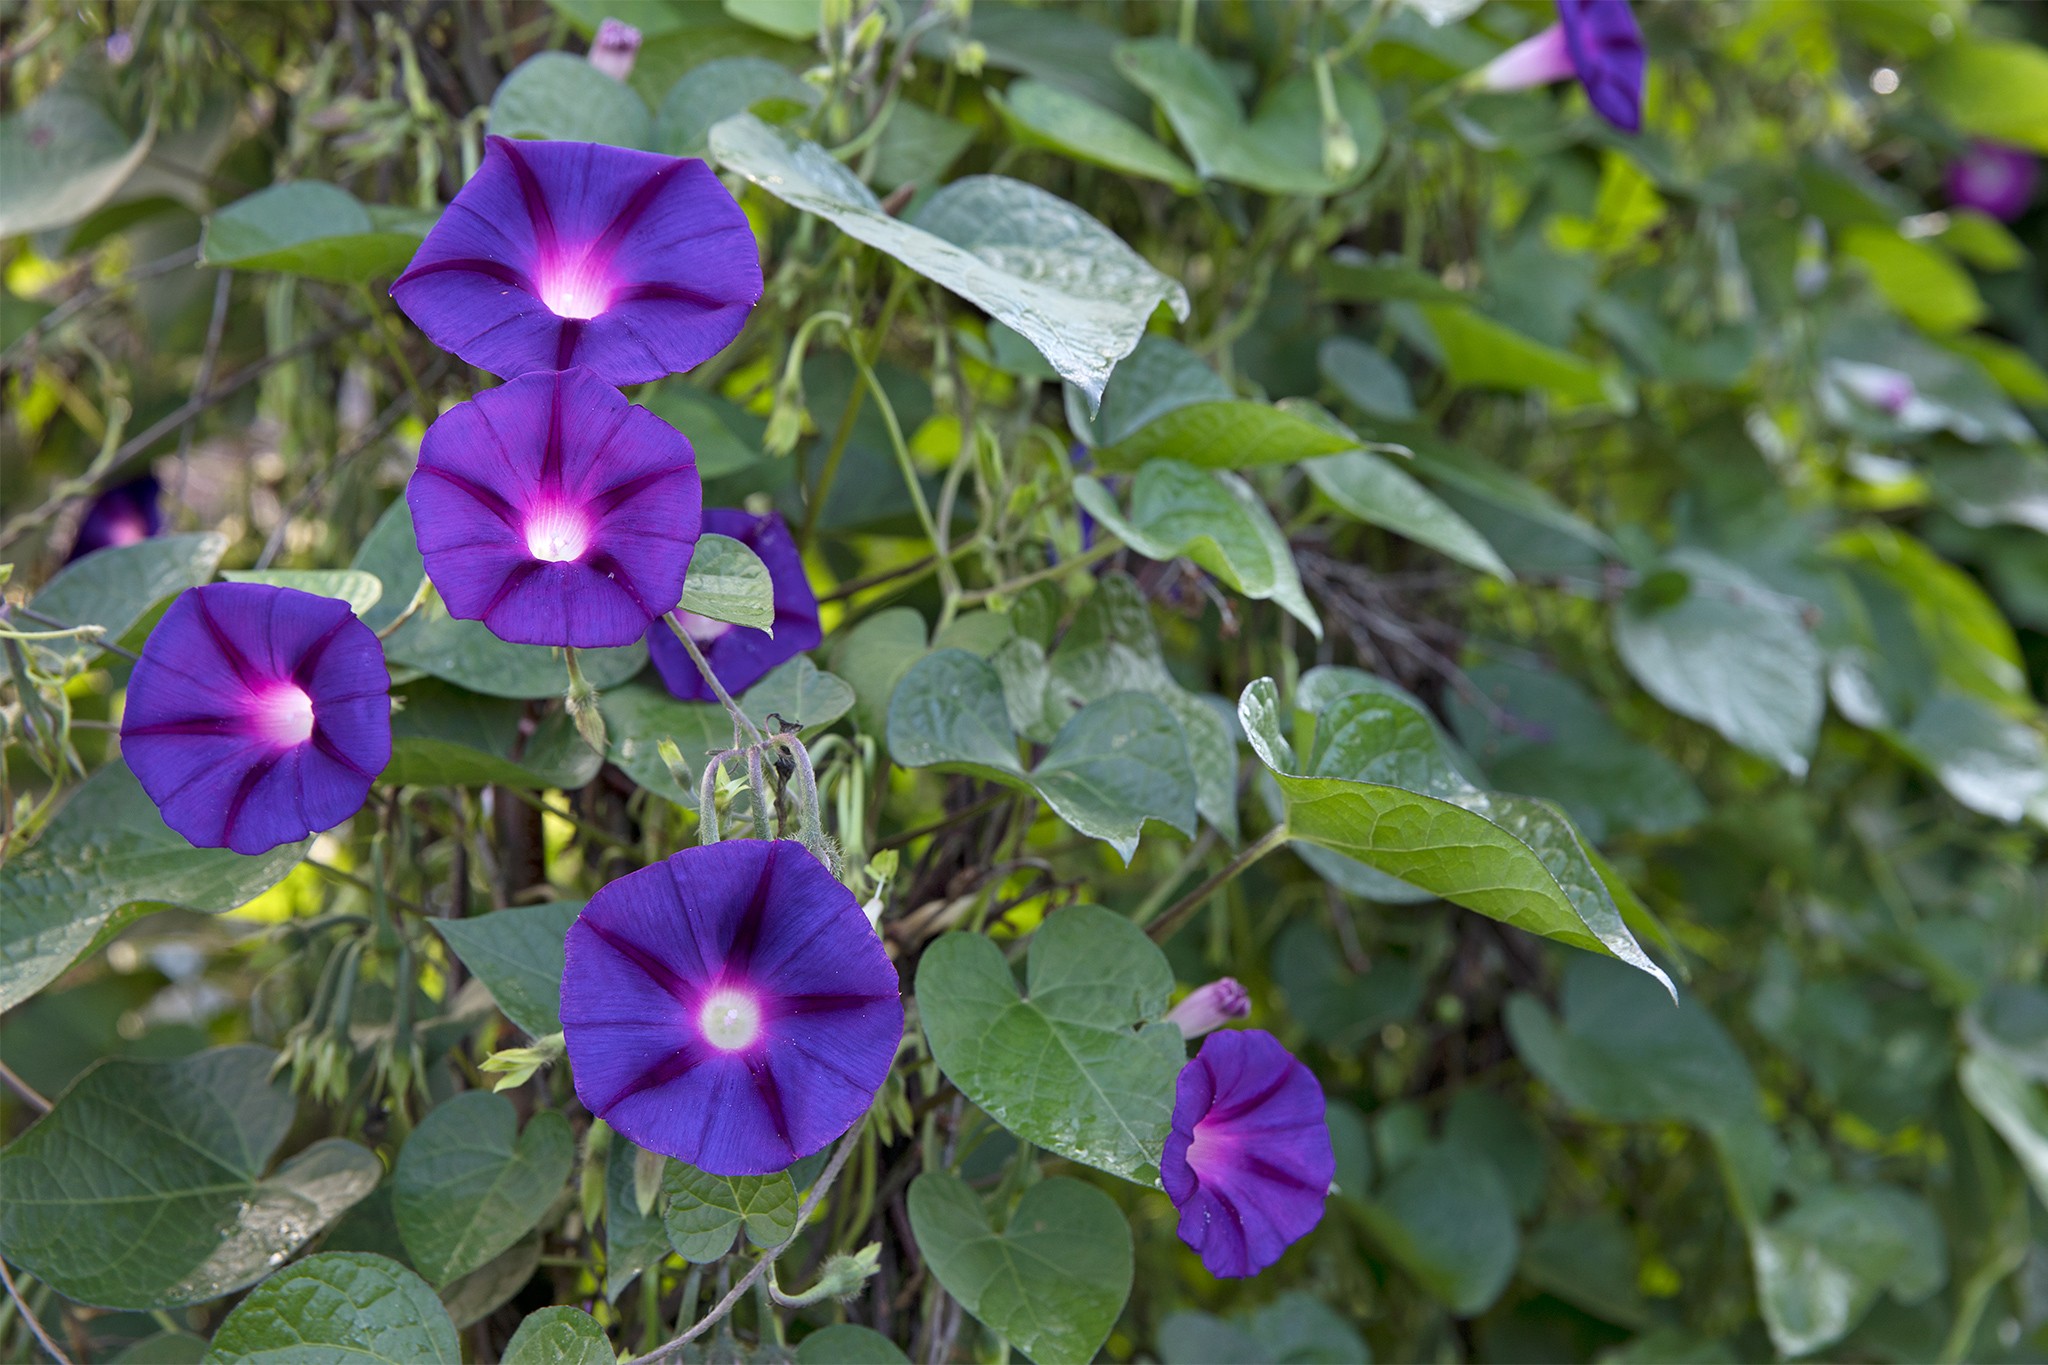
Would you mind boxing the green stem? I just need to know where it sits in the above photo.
[664,613,763,747]
[1145,826,1289,945]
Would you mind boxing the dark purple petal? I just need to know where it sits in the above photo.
[1947,141,2039,223]
[67,474,163,562]
[1160,1029,1333,1279]
[391,137,762,385]
[121,582,391,855]
[647,508,822,702]
[561,839,902,1176]
[408,367,702,648]
[1558,0,1646,134]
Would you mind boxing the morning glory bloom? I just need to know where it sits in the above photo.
[1165,978,1251,1039]
[391,137,762,385]
[561,839,903,1176]
[1161,1028,1334,1279]
[67,473,162,561]
[407,367,702,649]
[121,582,391,855]
[648,508,822,702]
[1477,0,1646,134]
[1946,141,2038,222]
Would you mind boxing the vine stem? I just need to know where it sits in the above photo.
[1144,826,1289,945]
[664,612,763,747]
[0,1059,50,1114]
[0,1258,70,1365]
[641,1126,865,1362]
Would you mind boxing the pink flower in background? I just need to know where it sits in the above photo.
[1478,0,1646,133]
[588,18,641,81]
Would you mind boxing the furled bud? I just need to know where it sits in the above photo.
[1165,978,1251,1039]
[588,18,642,81]
[480,1031,566,1091]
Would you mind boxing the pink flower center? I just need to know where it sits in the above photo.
[698,987,762,1051]
[1185,1119,1237,1177]
[675,609,733,644]
[106,512,148,547]
[536,253,614,321]
[251,683,316,748]
[525,503,592,563]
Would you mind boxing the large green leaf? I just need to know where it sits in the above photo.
[502,1306,612,1365]
[204,1253,460,1364]
[0,761,308,1014]
[661,1162,798,1262]
[655,56,816,158]
[0,81,155,238]
[393,1092,576,1287]
[1091,400,1358,472]
[1960,1049,2048,1209]
[889,650,1197,861]
[202,182,428,283]
[0,1047,378,1310]
[1353,1142,1518,1316]
[709,114,1187,406]
[1157,1294,1371,1365]
[1304,448,1509,579]
[219,568,384,615]
[1319,335,1418,421]
[1612,549,1825,777]
[1075,461,1322,637]
[440,1232,542,1329]
[1418,303,1611,407]
[906,1171,1132,1365]
[1837,225,1985,335]
[917,904,1184,1183]
[1241,678,1669,990]
[1919,37,2048,153]
[601,656,854,804]
[602,1138,670,1302]
[1114,38,1383,196]
[1895,691,2048,824]
[385,681,602,791]
[28,532,227,664]
[353,499,646,698]
[795,1325,910,1363]
[1750,1186,1946,1358]
[830,606,929,741]
[676,532,775,630]
[431,901,584,1039]
[489,51,656,147]
[993,78,1199,193]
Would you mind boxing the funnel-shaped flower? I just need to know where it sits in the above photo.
[1478,0,1645,134]
[561,839,903,1176]
[1947,141,2038,222]
[648,508,822,701]
[1162,1028,1334,1279]
[121,582,391,855]
[408,367,702,648]
[391,137,762,385]
[68,473,162,562]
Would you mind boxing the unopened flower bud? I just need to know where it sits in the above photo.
[588,18,642,81]
[954,40,987,77]
[763,372,810,456]
[1166,978,1250,1039]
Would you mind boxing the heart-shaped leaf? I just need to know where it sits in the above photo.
[502,1306,613,1365]
[917,904,1183,1183]
[0,1047,378,1309]
[218,568,385,615]
[1091,400,1358,472]
[202,182,429,283]
[992,78,1199,193]
[907,1171,1133,1365]
[489,51,655,148]
[431,900,585,1039]
[394,1091,575,1287]
[677,532,775,631]
[205,1253,459,1364]
[661,1161,798,1262]
[28,532,227,664]
[0,81,156,238]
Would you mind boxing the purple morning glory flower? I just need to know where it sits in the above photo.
[407,366,702,649]
[1947,141,2038,223]
[647,508,822,702]
[121,582,391,855]
[1161,1028,1334,1279]
[561,839,903,1176]
[391,137,762,385]
[67,473,162,562]
[1478,0,1646,134]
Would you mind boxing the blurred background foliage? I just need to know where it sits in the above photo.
[1,0,2046,1362]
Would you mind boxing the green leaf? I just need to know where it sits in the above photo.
[353,499,646,698]
[0,83,155,238]
[1080,335,1233,449]
[1319,248,1463,304]
[1091,400,1359,472]
[1519,1212,1652,1329]
[431,901,584,1039]
[1838,225,1985,335]
[1751,1186,1946,1358]
[1404,436,1617,567]
[502,1306,613,1365]
[1319,335,1417,421]
[795,1325,910,1363]
[600,656,853,804]
[906,1171,1133,1365]
[830,606,929,740]
[393,1092,576,1287]
[1960,1049,2048,1209]
[723,0,818,40]
[201,182,428,283]
[385,681,603,790]
[1925,447,2048,535]
[889,651,1198,861]
[1353,1143,1517,1315]
[0,761,308,1014]
[1896,691,2048,824]
[0,1046,378,1310]
[1241,678,1670,991]
[439,1232,542,1329]
[993,79,1200,193]
[113,1333,208,1364]
[204,1252,459,1364]
[1113,38,1384,196]
[916,904,1184,1183]
[489,51,655,148]
[1919,37,2048,153]
[1270,920,1421,1049]
[1304,449,1509,579]
[660,1162,798,1262]
[1075,461,1323,637]
[741,655,856,732]
[655,56,816,158]
[603,1138,670,1301]
[1832,523,2028,704]
[1417,303,1611,407]
[1158,1294,1371,1364]
[710,114,1188,406]
[870,101,976,194]
[1613,549,1824,777]
[677,532,775,631]
[219,568,384,616]
[28,532,227,664]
